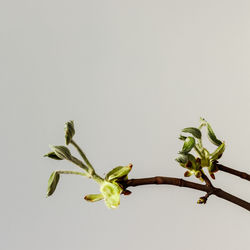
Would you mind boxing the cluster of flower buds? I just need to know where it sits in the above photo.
[85,164,133,208]
[44,120,133,209]
[176,118,225,180]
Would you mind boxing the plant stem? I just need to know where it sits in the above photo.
[216,163,250,181]
[57,170,87,176]
[71,140,94,172]
[70,156,89,172]
[122,176,250,211]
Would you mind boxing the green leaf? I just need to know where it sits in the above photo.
[179,135,187,141]
[49,145,72,160]
[44,152,63,160]
[207,123,222,146]
[180,137,195,154]
[105,164,133,181]
[84,194,104,202]
[175,154,188,164]
[64,120,75,145]
[182,127,201,139]
[176,153,196,170]
[210,142,225,161]
[47,171,60,197]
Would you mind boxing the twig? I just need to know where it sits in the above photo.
[122,176,250,211]
[216,163,250,181]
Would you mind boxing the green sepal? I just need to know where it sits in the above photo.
[64,120,75,145]
[49,145,72,160]
[84,194,104,202]
[182,127,201,139]
[44,152,63,160]
[47,171,60,197]
[179,137,196,154]
[210,142,225,161]
[105,164,133,181]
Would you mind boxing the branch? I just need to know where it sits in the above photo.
[216,163,250,181]
[122,176,250,211]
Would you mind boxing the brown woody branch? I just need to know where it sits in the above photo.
[216,163,250,181]
[121,175,250,211]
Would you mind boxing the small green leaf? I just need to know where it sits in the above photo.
[64,120,75,145]
[105,164,133,181]
[47,171,60,197]
[207,123,222,146]
[179,135,187,141]
[210,142,225,161]
[175,154,188,164]
[84,194,104,202]
[182,127,201,139]
[44,152,63,160]
[180,137,195,154]
[49,145,72,160]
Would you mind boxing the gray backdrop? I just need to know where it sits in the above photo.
[1,1,250,250]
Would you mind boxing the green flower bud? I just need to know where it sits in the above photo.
[100,181,123,209]
[84,194,104,202]
[44,152,63,160]
[47,171,60,197]
[182,127,202,139]
[105,164,133,181]
[64,120,75,145]
[49,145,72,160]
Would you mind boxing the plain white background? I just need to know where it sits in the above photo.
[1,1,250,249]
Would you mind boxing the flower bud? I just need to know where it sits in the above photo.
[100,181,122,209]
[64,120,75,145]
[47,171,60,197]
[184,170,192,177]
[195,171,201,178]
[197,197,207,204]
[210,173,215,179]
